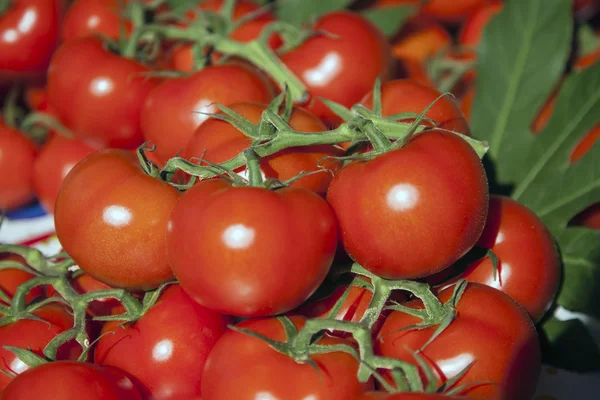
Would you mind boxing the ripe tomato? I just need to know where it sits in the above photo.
[47,37,156,149]
[61,0,131,42]
[95,285,229,400]
[0,305,81,390]
[392,22,451,64]
[24,83,50,111]
[0,121,36,209]
[573,203,600,229]
[356,393,462,400]
[184,102,341,195]
[33,135,97,214]
[361,79,471,135]
[141,64,273,162]
[456,196,560,321]
[0,0,65,83]
[280,11,391,124]
[375,0,486,23]
[0,257,43,305]
[201,316,369,399]
[327,130,488,280]
[459,1,503,48]
[1,361,142,400]
[54,150,179,290]
[377,283,541,400]
[167,179,337,316]
[460,87,475,122]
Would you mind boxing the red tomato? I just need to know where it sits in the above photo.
[0,0,65,83]
[459,1,503,48]
[0,255,44,305]
[280,11,391,124]
[1,361,142,400]
[167,180,337,316]
[356,393,463,400]
[201,316,369,399]
[327,130,488,280]
[0,121,36,209]
[457,196,560,321]
[361,79,471,135]
[576,48,600,70]
[95,285,229,400]
[61,0,131,42]
[54,150,179,290]
[47,37,156,149]
[141,64,273,162]
[377,283,541,400]
[375,0,487,23]
[24,83,50,111]
[184,102,341,195]
[33,135,97,214]
[460,86,475,122]
[392,22,451,64]
[573,203,600,229]
[0,305,81,390]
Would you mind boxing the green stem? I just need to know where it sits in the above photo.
[0,0,12,16]
[220,0,237,22]
[244,149,263,186]
[3,85,20,128]
[362,121,391,153]
[20,112,74,139]
[121,2,150,58]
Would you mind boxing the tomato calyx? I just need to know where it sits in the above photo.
[0,0,12,17]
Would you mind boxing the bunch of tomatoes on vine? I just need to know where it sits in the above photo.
[1,0,599,399]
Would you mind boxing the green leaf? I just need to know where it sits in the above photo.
[166,0,204,14]
[276,0,353,27]
[540,317,600,372]
[361,5,415,38]
[578,24,600,57]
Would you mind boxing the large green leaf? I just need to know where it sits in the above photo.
[361,6,415,38]
[541,316,600,372]
[276,0,353,26]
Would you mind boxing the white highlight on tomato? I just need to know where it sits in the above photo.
[117,377,134,390]
[87,15,101,29]
[2,30,17,43]
[152,339,174,362]
[486,262,509,289]
[437,352,475,378]
[496,231,505,244]
[9,357,29,374]
[386,183,419,212]
[90,77,114,96]
[18,9,37,34]
[302,396,317,400]
[222,224,255,249]
[303,52,342,87]
[191,99,216,126]
[103,205,132,227]
[255,392,279,400]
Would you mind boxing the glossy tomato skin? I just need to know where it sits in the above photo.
[392,22,451,64]
[0,305,81,390]
[356,393,463,400]
[95,285,230,400]
[457,196,560,321]
[327,130,488,280]
[0,0,65,83]
[61,0,130,41]
[184,102,342,195]
[54,150,179,290]
[1,361,142,400]
[201,316,369,399]
[377,283,541,400]
[459,1,503,48]
[361,79,471,135]
[0,122,37,209]
[33,135,97,214]
[141,64,273,162]
[0,258,44,305]
[281,11,391,124]
[167,180,337,317]
[47,37,156,149]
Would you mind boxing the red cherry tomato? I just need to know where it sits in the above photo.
[356,393,463,400]
[459,1,503,48]
[0,121,36,209]
[460,87,475,122]
[457,196,561,321]
[392,22,451,64]
[54,150,179,290]
[361,79,471,135]
[1,361,142,400]
[327,130,488,280]
[0,305,81,390]
[95,285,230,400]
[281,11,391,125]
[61,0,131,42]
[201,316,369,399]
[184,102,341,195]
[375,0,487,23]
[47,37,157,149]
[167,179,337,316]
[141,64,273,162]
[377,283,541,400]
[33,135,97,214]
[0,0,65,83]
[0,255,44,305]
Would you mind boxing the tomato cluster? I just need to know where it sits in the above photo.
[0,0,597,399]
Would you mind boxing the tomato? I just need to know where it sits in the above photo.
[1,361,142,400]
[455,196,561,321]
[61,0,130,42]
[459,1,503,48]
[377,283,541,400]
[375,0,487,23]
[0,305,81,390]
[184,102,341,195]
[95,285,229,399]
[573,203,600,229]
[0,121,36,209]
[167,180,337,316]
[392,22,451,64]
[54,150,179,290]
[460,87,475,122]
[361,79,471,135]
[327,130,488,280]
[33,135,97,214]
[201,316,369,399]
[141,64,273,162]
[0,256,44,305]
[280,11,391,125]
[356,393,463,400]
[47,37,156,149]
[24,83,51,112]
[0,0,65,83]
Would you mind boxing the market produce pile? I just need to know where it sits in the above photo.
[1,0,599,399]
